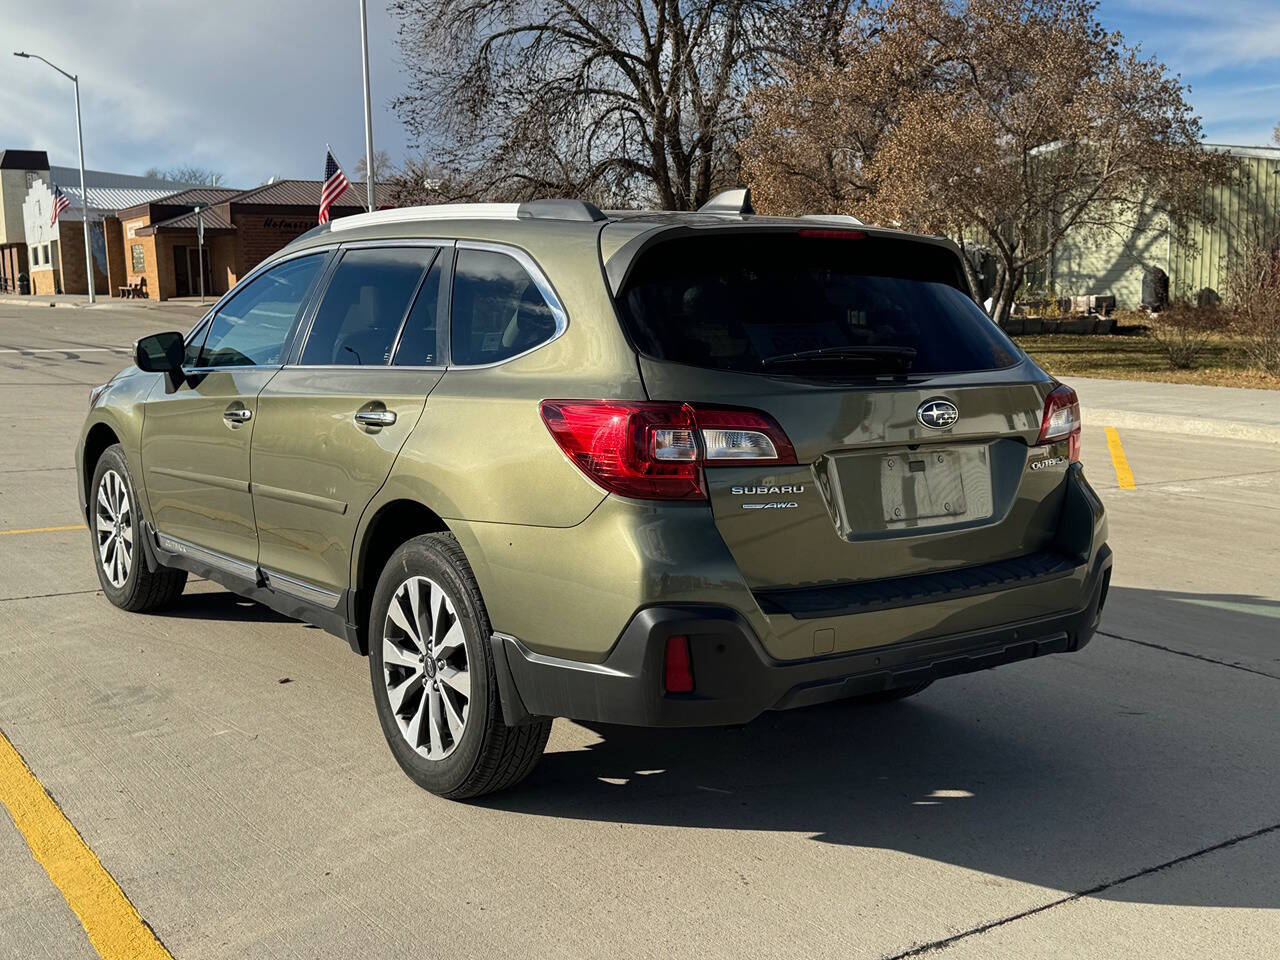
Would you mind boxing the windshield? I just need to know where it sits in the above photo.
[616,233,1021,377]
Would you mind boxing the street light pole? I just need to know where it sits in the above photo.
[195,205,206,304]
[358,0,375,212]
[13,51,95,303]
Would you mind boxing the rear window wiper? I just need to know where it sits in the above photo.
[759,345,918,370]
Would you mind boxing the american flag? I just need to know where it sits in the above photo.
[318,149,351,225]
[50,184,70,226]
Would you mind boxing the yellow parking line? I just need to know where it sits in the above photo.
[0,523,86,536]
[1104,427,1136,490]
[0,730,174,960]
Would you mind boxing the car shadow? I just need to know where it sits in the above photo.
[152,588,295,624]
[476,585,1280,910]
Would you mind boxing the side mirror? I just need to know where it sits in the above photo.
[135,331,185,373]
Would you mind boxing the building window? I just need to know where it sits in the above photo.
[131,244,145,272]
[31,246,39,266]
[42,244,50,264]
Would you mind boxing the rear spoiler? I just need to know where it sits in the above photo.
[601,220,973,298]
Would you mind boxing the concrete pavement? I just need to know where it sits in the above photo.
[1067,375,1280,444]
[1,302,1277,960]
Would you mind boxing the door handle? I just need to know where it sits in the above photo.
[223,406,252,424]
[354,409,397,428]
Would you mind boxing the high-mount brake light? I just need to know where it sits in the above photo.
[1037,385,1082,462]
[797,227,868,240]
[539,401,797,501]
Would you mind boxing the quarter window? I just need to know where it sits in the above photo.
[301,247,436,366]
[198,254,323,368]
[450,248,559,365]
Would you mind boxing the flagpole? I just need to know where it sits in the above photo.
[359,0,375,212]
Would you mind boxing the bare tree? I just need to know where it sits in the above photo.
[354,150,396,183]
[390,0,854,209]
[144,165,226,187]
[743,0,1230,325]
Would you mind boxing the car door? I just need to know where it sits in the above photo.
[249,243,449,605]
[140,251,328,570]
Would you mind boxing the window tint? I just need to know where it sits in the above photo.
[301,247,435,366]
[450,249,559,365]
[617,235,1019,378]
[200,254,323,368]
[392,256,445,366]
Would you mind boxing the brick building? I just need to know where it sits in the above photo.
[114,180,375,300]
[2,148,198,296]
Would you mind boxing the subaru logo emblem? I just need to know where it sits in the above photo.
[917,398,959,430]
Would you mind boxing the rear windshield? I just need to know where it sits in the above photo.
[616,233,1020,378]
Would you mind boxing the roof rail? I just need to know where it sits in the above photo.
[328,203,520,232]
[697,188,754,216]
[803,214,865,226]
[326,198,607,233]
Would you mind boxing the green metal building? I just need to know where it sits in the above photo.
[1045,144,1280,308]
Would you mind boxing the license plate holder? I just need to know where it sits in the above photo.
[881,450,967,522]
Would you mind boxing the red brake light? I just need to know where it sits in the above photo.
[664,635,694,693]
[797,228,867,240]
[1037,385,1081,462]
[539,401,797,501]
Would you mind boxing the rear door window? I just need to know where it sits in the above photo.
[450,248,560,365]
[301,247,437,366]
[617,234,1020,377]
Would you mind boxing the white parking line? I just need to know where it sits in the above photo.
[0,348,121,354]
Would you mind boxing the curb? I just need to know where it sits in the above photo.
[1082,406,1280,445]
[0,297,81,309]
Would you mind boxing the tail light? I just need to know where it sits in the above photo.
[1037,385,1081,462]
[539,400,797,501]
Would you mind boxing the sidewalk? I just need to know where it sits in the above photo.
[0,293,208,320]
[1064,376,1280,444]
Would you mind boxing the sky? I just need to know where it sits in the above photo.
[0,0,1276,189]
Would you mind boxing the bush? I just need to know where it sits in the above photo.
[1148,303,1227,369]
[1223,234,1280,377]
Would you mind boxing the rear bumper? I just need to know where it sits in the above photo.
[492,543,1112,727]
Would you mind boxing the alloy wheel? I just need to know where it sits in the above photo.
[382,575,471,760]
[94,469,133,589]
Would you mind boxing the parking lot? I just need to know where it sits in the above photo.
[1,301,1277,960]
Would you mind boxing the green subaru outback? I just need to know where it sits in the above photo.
[76,191,1110,799]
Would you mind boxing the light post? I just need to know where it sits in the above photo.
[13,51,95,303]
[358,0,375,212]
[194,205,205,304]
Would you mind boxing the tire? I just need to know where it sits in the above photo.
[848,680,934,705]
[368,533,551,799]
[89,445,187,612]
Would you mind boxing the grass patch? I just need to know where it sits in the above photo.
[1014,328,1280,390]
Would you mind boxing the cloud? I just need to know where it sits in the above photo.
[0,0,409,186]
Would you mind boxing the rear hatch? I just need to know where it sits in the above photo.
[610,225,1071,592]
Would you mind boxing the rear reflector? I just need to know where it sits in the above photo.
[1037,385,1081,462]
[540,400,797,500]
[664,635,694,693]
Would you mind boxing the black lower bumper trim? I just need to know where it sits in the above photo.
[493,544,1112,728]
[755,550,1079,619]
